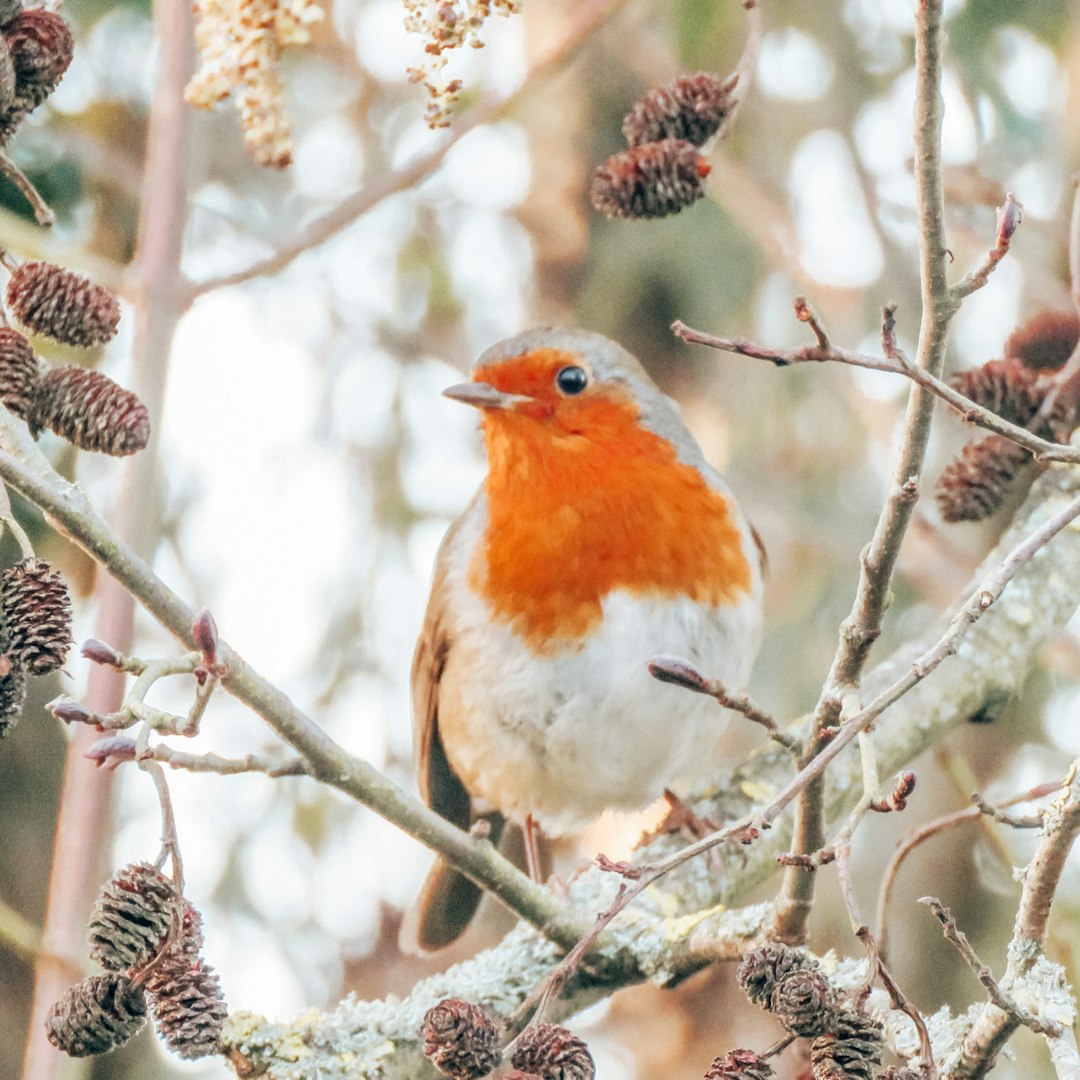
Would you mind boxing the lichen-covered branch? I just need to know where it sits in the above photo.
[944,763,1080,1079]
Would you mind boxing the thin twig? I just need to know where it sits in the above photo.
[951,192,1022,302]
[146,743,311,778]
[675,313,1080,464]
[648,655,800,753]
[951,763,1080,1078]
[139,759,184,889]
[0,150,55,227]
[920,897,1060,1037]
[875,780,1060,959]
[836,844,938,1075]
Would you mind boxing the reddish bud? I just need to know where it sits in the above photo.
[192,609,218,665]
[84,736,138,769]
[48,697,94,725]
[647,654,710,693]
[996,192,1022,242]
[81,638,123,668]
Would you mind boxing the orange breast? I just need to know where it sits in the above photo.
[471,395,752,652]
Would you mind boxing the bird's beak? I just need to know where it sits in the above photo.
[442,382,533,410]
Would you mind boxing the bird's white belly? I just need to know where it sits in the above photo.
[437,586,762,835]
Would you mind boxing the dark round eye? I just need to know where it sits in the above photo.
[555,365,589,396]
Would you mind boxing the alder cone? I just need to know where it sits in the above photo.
[590,139,710,220]
[144,903,228,1059]
[88,862,180,973]
[622,71,736,147]
[771,967,838,1038]
[809,1011,883,1080]
[1004,309,1080,372]
[936,434,1032,523]
[704,1048,775,1079]
[0,327,41,422]
[0,9,73,142]
[1,556,73,674]
[45,974,147,1057]
[34,366,150,456]
[947,358,1044,428]
[737,942,816,1010]
[6,261,120,347]
[510,1023,596,1080]
[420,998,500,1080]
[0,656,26,737]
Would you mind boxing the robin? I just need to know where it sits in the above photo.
[401,327,765,952]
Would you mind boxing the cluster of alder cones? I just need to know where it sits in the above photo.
[45,861,228,1061]
[590,71,738,221]
[936,308,1080,523]
[0,258,150,455]
[707,942,917,1080]
[419,941,924,1080]
[420,998,595,1080]
[0,555,72,736]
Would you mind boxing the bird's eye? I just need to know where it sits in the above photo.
[555,365,589,396]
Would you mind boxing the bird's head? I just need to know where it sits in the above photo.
[443,327,683,452]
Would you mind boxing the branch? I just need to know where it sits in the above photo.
[921,897,1060,1037]
[187,0,630,298]
[674,313,1080,463]
[875,781,1059,958]
[947,763,1080,1078]
[0,412,591,954]
[771,0,962,940]
[647,655,800,753]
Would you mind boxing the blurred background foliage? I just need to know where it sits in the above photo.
[0,0,1079,1077]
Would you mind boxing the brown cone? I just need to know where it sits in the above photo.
[0,9,73,142]
[936,434,1033,523]
[88,862,180,973]
[590,139,710,220]
[420,998,501,1080]
[737,942,816,1010]
[1004,309,1080,372]
[809,1010,884,1080]
[948,358,1044,428]
[704,1048,775,1079]
[0,327,40,422]
[622,72,737,147]
[33,365,150,455]
[771,967,838,1038]
[0,654,26,736]
[1,556,73,674]
[511,1023,596,1080]
[144,902,228,1060]
[6,261,120,347]
[44,973,147,1057]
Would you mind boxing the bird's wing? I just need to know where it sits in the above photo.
[411,511,472,832]
[403,496,500,952]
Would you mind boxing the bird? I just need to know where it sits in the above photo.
[401,326,765,952]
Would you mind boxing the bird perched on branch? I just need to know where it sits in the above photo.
[402,327,764,952]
